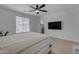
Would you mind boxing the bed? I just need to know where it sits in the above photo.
[0,32,51,54]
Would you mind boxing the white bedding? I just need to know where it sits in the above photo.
[0,32,50,54]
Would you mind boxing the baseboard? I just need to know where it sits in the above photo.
[48,36,79,44]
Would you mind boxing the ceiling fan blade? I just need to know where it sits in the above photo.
[28,10,36,12]
[24,10,36,12]
[39,10,47,12]
[30,6,36,9]
[39,4,45,9]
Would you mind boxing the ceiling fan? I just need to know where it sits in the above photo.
[24,4,47,14]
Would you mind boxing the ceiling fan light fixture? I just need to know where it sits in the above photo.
[37,12,39,14]
[35,10,39,12]
[35,10,39,14]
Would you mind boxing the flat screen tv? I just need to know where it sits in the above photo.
[48,21,62,30]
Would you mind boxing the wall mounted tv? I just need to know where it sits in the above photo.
[48,21,62,30]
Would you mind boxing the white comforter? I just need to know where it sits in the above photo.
[0,32,49,54]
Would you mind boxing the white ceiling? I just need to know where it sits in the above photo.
[0,4,79,16]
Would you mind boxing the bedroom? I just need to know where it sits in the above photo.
[0,4,79,54]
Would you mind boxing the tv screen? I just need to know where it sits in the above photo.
[48,21,62,30]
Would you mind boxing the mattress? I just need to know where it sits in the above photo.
[0,32,50,54]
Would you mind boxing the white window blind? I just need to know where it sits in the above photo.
[16,16,30,33]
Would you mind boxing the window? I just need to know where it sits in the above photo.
[16,16,30,33]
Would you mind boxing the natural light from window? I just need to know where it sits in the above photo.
[16,16,30,33]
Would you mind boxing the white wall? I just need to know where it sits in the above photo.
[43,8,79,42]
[0,7,41,35]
